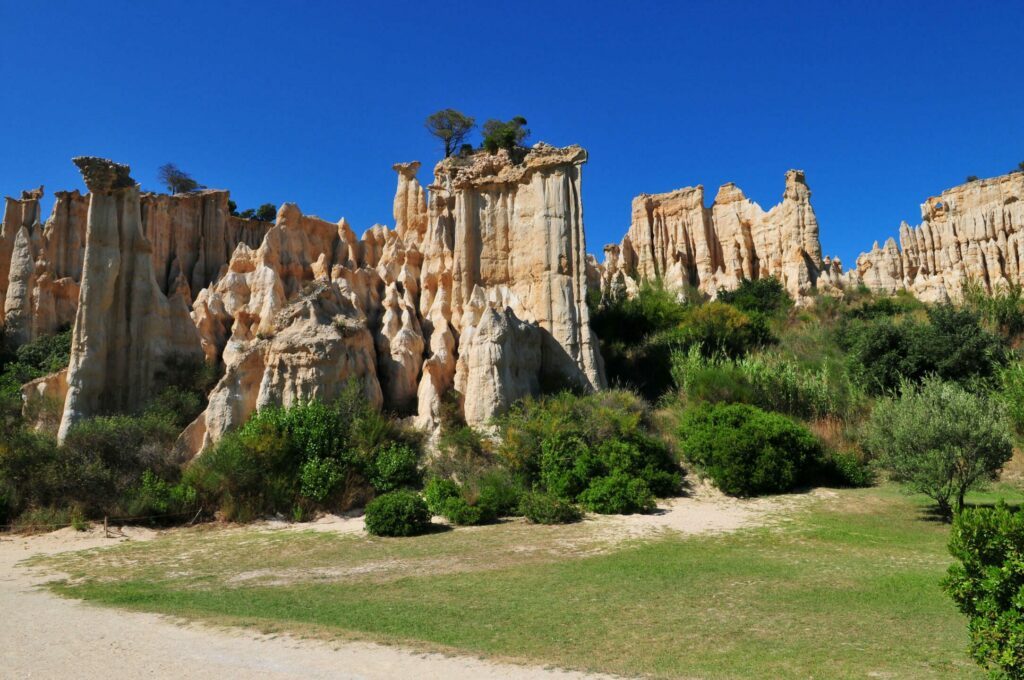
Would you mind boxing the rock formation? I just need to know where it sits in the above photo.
[57,157,206,441]
[852,171,1024,302]
[4,143,605,453]
[596,170,843,302]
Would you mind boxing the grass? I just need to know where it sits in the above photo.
[37,484,1024,679]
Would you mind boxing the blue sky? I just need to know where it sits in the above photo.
[1,1,1021,267]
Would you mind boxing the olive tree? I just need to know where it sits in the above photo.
[157,163,203,194]
[425,109,475,157]
[861,377,1012,517]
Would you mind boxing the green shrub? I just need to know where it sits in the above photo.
[185,386,419,521]
[0,328,72,402]
[679,403,822,496]
[861,378,1013,516]
[577,472,655,514]
[519,492,582,524]
[441,495,494,526]
[944,503,1024,678]
[675,301,774,359]
[999,361,1024,437]
[841,304,1006,394]
[364,490,431,537]
[498,390,682,503]
[815,450,875,488]
[474,469,523,517]
[481,116,529,153]
[539,433,596,499]
[423,477,461,515]
[368,442,420,493]
[964,280,1024,338]
[717,277,791,316]
[299,457,344,504]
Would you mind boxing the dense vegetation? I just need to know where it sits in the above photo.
[7,274,1024,676]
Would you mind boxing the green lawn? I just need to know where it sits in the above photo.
[38,484,1024,679]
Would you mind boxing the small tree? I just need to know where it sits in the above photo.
[254,203,277,222]
[227,199,238,216]
[1018,161,1024,173]
[425,109,476,158]
[861,377,1013,517]
[481,116,529,153]
[966,175,980,182]
[157,163,203,194]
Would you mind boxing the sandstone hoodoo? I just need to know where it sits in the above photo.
[851,170,1024,302]
[1,144,606,452]
[595,169,845,303]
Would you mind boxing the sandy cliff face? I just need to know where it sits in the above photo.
[852,171,1024,301]
[57,158,206,442]
[7,144,605,452]
[0,183,272,346]
[596,170,844,303]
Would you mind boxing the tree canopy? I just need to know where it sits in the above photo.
[157,163,203,194]
[481,116,529,154]
[425,109,476,158]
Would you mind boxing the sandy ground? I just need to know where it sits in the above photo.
[0,485,813,679]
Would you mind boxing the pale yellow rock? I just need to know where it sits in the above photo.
[597,169,832,303]
[58,158,204,442]
[430,143,606,392]
[852,171,1024,301]
[453,298,541,427]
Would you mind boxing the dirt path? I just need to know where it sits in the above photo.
[0,486,816,678]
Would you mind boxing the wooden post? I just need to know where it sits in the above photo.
[103,516,108,538]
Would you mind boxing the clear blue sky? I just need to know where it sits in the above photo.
[1,1,1021,267]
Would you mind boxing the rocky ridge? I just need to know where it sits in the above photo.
[594,170,845,303]
[1,144,605,452]
[851,171,1024,301]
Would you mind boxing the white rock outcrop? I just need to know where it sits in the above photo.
[595,170,842,303]
[852,171,1024,302]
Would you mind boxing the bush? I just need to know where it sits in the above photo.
[539,433,596,499]
[578,472,655,514]
[717,277,791,316]
[964,281,1024,338]
[815,450,875,488]
[474,469,523,517]
[185,385,420,521]
[498,390,682,508]
[841,304,1006,394]
[481,116,529,153]
[944,503,1024,678]
[441,495,493,526]
[368,442,420,493]
[675,301,774,359]
[0,328,72,402]
[423,477,461,515]
[679,403,822,496]
[861,378,1013,517]
[364,490,431,537]
[519,492,582,524]
[1000,362,1024,437]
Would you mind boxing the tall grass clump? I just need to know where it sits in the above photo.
[670,346,862,420]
